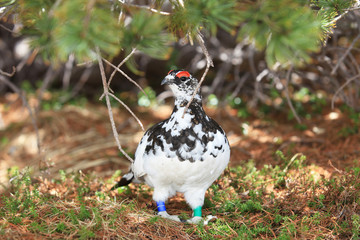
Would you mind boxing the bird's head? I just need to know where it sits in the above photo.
[161,70,201,102]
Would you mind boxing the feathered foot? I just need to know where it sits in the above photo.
[186,215,217,225]
[158,211,181,222]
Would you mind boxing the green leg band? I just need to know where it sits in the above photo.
[193,206,202,217]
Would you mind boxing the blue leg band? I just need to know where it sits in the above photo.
[156,201,166,212]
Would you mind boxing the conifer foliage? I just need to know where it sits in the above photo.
[0,0,357,67]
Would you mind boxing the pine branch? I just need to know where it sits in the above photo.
[120,1,170,15]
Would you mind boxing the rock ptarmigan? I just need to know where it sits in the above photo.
[112,70,230,224]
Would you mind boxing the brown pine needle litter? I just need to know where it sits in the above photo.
[0,159,359,239]
[1,96,360,239]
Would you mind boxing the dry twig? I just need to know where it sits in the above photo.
[101,57,147,96]
[0,66,16,77]
[96,47,134,163]
[62,53,75,90]
[99,51,146,131]
[107,48,137,92]
[35,66,59,114]
[331,73,360,109]
[108,92,144,131]
[284,65,302,124]
[331,33,360,75]
[60,64,94,103]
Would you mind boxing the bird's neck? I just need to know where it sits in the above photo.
[172,96,204,118]
[174,97,202,109]
[174,93,202,107]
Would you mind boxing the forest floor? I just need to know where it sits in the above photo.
[0,92,359,239]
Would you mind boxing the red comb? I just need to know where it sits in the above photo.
[176,71,190,78]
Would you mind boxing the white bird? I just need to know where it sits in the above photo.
[112,70,230,224]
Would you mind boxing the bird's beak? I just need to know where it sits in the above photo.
[161,76,173,85]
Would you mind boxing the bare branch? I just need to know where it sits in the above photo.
[101,57,147,96]
[96,47,134,163]
[100,55,145,130]
[107,48,137,91]
[248,45,259,107]
[63,53,75,90]
[0,66,16,77]
[0,23,14,33]
[231,72,250,98]
[183,33,214,117]
[60,64,93,103]
[331,73,360,109]
[331,33,360,75]
[108,92,144,131]
[284,65,302,124]
[35,66,59,114]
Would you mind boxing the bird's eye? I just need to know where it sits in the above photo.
[180,76,187,81]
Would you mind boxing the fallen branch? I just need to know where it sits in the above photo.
[96,47,134,163]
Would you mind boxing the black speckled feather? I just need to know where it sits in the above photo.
[143,101,227,162]
[112,70,230,221]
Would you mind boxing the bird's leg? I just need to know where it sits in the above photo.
[156,201,181,222]
[193,206,202,217]
[186,206,203,224]
[156,201,166,212]
[186,206,217,225]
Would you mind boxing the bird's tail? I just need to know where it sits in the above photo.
[110,171,134,191]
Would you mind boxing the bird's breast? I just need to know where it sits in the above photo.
[141,105,229,163]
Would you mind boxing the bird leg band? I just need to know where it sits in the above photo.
[156,201,166,212]
[193,206,202,217]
